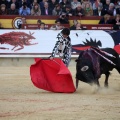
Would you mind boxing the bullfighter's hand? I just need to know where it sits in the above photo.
[49,56,54,60]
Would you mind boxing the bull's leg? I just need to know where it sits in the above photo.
[104,71,110,88]
[0,47,9,50]
[96,80,100,87]
[76,78,79,89]
[14,47,24,51]
[14,44,24,51]
[94,79,100,87]
[12,46,17,50]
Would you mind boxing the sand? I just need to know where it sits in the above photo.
[0,61,120,120]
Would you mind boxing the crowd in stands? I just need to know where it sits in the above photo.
[0,0,120,30]
[0,0,120,16]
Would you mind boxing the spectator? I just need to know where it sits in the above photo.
[101,0,117,4]
[49,0,58,12]
[70,19,78,30]
[93,4,104,16]
[56,12,69,24]
[71,0,81,10]
[60,0,70,10]
[82,0,92,10]
[19,2,30,15]
[39,0,47,12]
[8,0,19,9]
[18,17,27,29]
[41,2,52,15]
[99,13,112,24]
[116,0,120,15]
[0,0,9,8]
[100,0,106,5]
[101,0,116,5]
[52,3,62,15]
[62,5,73,17]
[93,0,103,15]
[31,0,39,8]
[49,19,64,30]
[22,17,27,24]
[0,4,7,15]
[75,22,85,30]
[7,0,11,2]
[107,3,116,16]
[103,0,111,15]
[112,14,120,29]
[18,0,31,9]
[0,22,4,29]
[73,4,85,16]
[39,22,46,30]
[37,19,42,24]
[36,19,42,29]
[89,0,95,5]
[116,0,120,8]
[31,3,41,16]
[84,2,93,16]
[8,3,19,15]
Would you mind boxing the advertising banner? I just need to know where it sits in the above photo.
[0,30,120,57]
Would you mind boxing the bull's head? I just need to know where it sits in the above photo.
[75,58,97,88]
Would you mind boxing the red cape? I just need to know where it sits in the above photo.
[30,58,76,93]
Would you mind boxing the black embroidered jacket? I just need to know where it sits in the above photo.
[51,33,71,66]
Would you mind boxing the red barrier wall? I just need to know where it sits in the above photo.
[0,15,102,29]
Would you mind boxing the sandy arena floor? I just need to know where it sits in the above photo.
[0,61,120,120]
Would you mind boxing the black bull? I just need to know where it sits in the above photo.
[75,47,120,88]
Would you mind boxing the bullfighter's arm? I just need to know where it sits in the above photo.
[51,40,60,57]
[51,33,63,57]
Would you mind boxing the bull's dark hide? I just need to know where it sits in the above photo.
[75,47,120,88]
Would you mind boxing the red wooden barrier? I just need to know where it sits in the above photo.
[21,24,70,29]
[21,23,113,30]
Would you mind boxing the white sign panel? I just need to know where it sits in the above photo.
[0,30,115,56]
